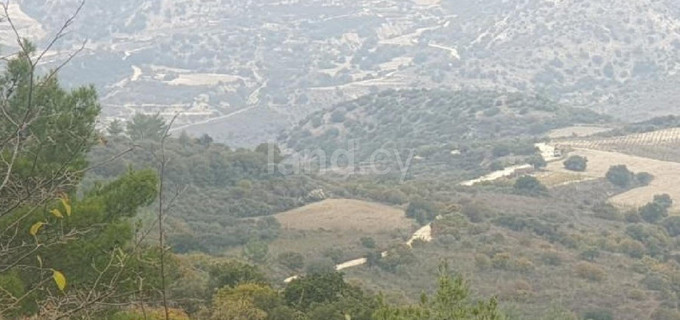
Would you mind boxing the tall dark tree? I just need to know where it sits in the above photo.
[126,113,167,141]
[0,34,160,318]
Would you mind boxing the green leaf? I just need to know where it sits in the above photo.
[52,270,66,291]
[50,209,63,219]
[29,222,45,236]
[37,255,43,268]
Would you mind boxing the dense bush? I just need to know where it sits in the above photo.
[514,176,549,196]
[606,165,634,188]
[636,172,655,186]
[619,239,646,258]
[662,216,680,237]
[277,252,305,271]
[283,89,608,180]
[540,250,563,266]
[582,308,614,320]
[405,197,439,225]
[563,155,588,172]
[461,201,495,223]
[592,203,622,221]
[360,237,376,249]
[575,262,607,282]
[640,194,673,223]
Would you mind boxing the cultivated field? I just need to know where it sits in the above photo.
[275,199,412,232]
[269,199,414,275]
[544,148,680,210]
[558,127,680,149]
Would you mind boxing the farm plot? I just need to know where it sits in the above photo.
[275,199,412,232]
[558,128,680,150]
[269,199,414,272]
[543,148,680,210]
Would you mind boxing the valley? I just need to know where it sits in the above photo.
[5,1,680,319]
[6,0,680,147]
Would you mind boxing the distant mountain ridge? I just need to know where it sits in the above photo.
[4,0,680,145]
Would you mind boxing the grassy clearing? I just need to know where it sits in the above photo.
[274,199,412,232]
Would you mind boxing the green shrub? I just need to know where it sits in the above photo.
[606,165,634,188]
[513,176,549,197]
[662,216,680,237]
[582,309,613,320]
[492,144,511,157]
[277,252,305,271]
[579,247,600,262]
[378,245,416,272]
[330,109,346,123]
[654,194,673,210]
[305,258,336,275]
[461,201,495,223]
[642,274,671,292]
[592,203,622,221]
[628,289,647,301]
[405,197,439,225]
[619,239,646,258]
[528,154,547,169]
[640,202,669,223]
[563,155,588,172]
[540,251,562,266]
[360,237,376,249]
[322,248,345,264]
[575,262,607,282]
[636,172,654,186]
[625,210,643,223]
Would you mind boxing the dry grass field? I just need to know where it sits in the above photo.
[275,199,412,232]
[543,148,680,210]
[535,127,680,210]
[267,199,415,272]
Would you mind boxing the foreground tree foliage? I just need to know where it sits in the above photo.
[0,38,166,318]
[373,264,503,320]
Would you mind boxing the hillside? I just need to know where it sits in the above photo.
[5,0,680,145]
[281,89,608,180]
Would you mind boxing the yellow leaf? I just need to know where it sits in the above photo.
[37,255,43,268]
[60,195,72,216]
[52,270,66,291]
[29,222,45,236]
[50,209,63,219]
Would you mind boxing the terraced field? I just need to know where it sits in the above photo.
[557,128,680,150]
[539,127,680,210]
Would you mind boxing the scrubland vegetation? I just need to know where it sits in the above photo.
[4,5,680,320]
